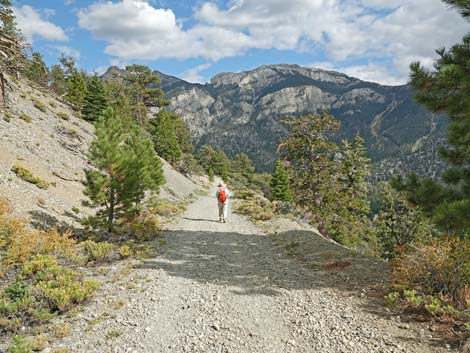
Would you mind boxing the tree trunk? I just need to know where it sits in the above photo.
[107,189,115,233]
[0,72,5,109]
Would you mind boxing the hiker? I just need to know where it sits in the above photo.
[216,183,231,222]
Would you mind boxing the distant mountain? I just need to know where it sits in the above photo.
[103,64,448,179]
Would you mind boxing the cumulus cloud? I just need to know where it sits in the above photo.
[77,0,469,85]
[55,46,81,60]
[14,5,68,43]
[180,63,212,83]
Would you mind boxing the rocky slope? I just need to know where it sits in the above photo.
[141,64,447,178]
[0,76,199,229]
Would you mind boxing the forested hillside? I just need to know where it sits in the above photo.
[131,65,449,179]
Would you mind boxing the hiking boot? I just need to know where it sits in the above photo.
[223,219,226,223]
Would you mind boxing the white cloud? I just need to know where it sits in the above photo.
[339,63,404,86]
[54,46,81,60]
[77,0,469,85]
[180,63,212,83]
[14,5,68,43]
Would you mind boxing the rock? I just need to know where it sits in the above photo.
[462,339,470,353]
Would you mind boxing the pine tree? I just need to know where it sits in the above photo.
[213,150,230,179]
[279,113,341,236]
[83,108,164,233]
[150,110,182,164]
[409,1,470,237]
[270,160,292,202]
[374,183,434,259]
[82,74,108,122]
[197,145,217,173]
[231,153,255,180]
[124,65,169,125]
[279,114,375,249]
[65,70,87,110]
[173,115,194,154]
[208,168,215,182]
[49,64,66,96]
[0,0,24,107]
[26,52,48,87]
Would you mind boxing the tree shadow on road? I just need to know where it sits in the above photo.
[137,227,388,298]
[134,222,452,350]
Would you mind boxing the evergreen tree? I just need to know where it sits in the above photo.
[410,1,470,237]
[279,113,341,236]
[213,150,230,179]
[208,168,215,182]
[0,0,23,107]
[26,52,48,87]
[124,65,169,124]
[197,145,217,173]
[82,74,108,122]
[65,69,87,110]
[0,1,15,35]
[173,115,194,154]
[279,114,375,249]
[374,183,434,259]
[49,64,66,96]
[83,108,164,233]
[231,153,255,180]
[270,160,292,202]
[150,110,182,164]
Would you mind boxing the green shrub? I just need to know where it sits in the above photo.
[57,112,69,121]
[234,188,257,200]
[147,198,186,218]
[19,113,32,123]
[234,197,274,221]
[391,237,470,314]
[118,245,133,259]
[23,255,98,312]
[71,207,80,214]
[49,101,57,108]
[31,98,47,112]
[122,209,161,241]
[3,112,13,122]
[81,240,115,263]
[8,336,32,353]
[11,165,49,189]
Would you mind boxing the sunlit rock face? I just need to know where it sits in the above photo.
[104,64,447,178]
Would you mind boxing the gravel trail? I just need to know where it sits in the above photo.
[51,189,454,353]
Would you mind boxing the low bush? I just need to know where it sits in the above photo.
[234,188,257,200]
[3,226,76,268]
[49,101,57,108]
[11,165,49,189]
[118,245,133,259]
[18,113,32,123]
[57,112,69,121]
[391,237,470,316]
[234,197,274,221]
[81,240,115,263]
[0,199,98,334]
[122,209,161,241]
[8,336,31,353]
[3,112,13,122]
[147,198,186,218]
[31,98,47,112]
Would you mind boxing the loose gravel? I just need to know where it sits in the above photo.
[47,190,455,353]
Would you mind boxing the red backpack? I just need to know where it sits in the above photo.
[218,189,227,203]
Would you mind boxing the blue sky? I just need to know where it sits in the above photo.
[13,0,469,85]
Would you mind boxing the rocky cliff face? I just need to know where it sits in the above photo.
[147,64,447,178]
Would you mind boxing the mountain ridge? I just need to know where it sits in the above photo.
[103,64,448,179]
